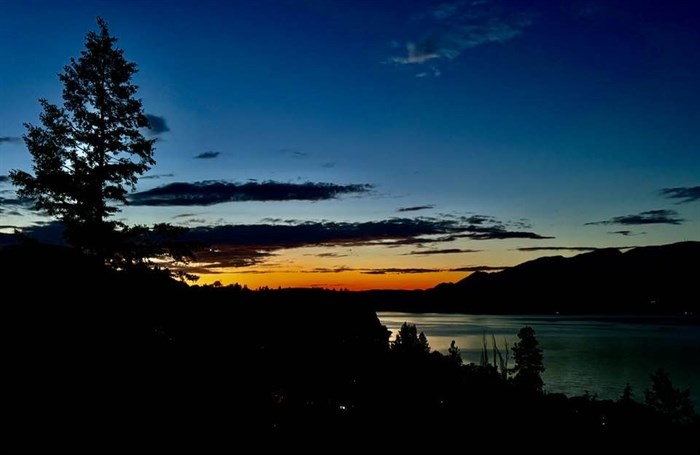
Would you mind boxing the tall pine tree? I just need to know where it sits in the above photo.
[511,326,545,393]
[10,18,155,259]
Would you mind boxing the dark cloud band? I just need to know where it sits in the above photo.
[406,248,480,255]
[194,151,220,159]
[585,209,683,226]
[145,114,169,135]
[129,180,374,206]
[0,136,21,145]
[397,205,435,212]
[660,186,700,203]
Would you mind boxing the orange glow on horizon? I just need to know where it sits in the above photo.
[192,269,469,290]
[184,243,519,290]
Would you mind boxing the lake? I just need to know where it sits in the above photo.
[378,312,700,406]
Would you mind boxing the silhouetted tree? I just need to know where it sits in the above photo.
[10,18,155,260]
[511,326,545,393]
[619,383,634,404]
[391,323,430,356]
[644,368,695,424]
[447,340,462,366]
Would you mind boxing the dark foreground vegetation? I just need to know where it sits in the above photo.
[2,243,697,454]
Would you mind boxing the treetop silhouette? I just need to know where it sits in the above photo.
[10,17,155,259]
[391,322,430,356]
[511,326,545,393]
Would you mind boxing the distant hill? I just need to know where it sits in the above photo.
[425,241,700,314]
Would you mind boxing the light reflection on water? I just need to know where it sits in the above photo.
[378,312,700,406]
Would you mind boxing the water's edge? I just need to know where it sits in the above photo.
[378,312,700,406]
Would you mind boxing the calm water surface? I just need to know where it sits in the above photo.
[378,312,700,406]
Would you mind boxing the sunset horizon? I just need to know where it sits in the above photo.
[2,1,698,290]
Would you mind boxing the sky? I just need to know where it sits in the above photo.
[1,0,699,290]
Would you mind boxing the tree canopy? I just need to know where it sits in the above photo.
[10,18,155,259]
[645,368,695,424]
[391,322,430,356]
[510,326,545,393]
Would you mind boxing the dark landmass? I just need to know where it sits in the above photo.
[372,241,700,314]
[1,242,698,453]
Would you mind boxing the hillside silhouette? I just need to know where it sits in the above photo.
[2,242,698,453]
[367,241,700,314]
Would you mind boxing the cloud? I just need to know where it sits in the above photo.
[183,216,550,249]
[406,248,481,255]
[0,196,32,208]
[415,66,441,78]
[141,173,175,180]
[308,252,350,258]
[389,1,533,68]
[188,246,276,270]
[459,214,496,225]
[129,180,374,206]
[449,265,507,272]
[391,41,441,65]
[0,175,9,183]
[660,186,700,203]
[585,209,684,226]
[145,115,169,135]
[194,151,220,159]
[0,136,21,145]
[459,229,552,240]
[515,246,600,252]
[321,162,336,169]
[278,148,308,158]
[361,268,442,275]
[360,265,506,274]
[608,230,646,237]
[397,204,436,212]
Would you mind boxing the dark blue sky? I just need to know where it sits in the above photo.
[1,0,698,288]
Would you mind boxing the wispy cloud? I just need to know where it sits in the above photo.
[129,180,374,206]
[415,66,441,78]
[194,151,220,159]
[397,204,436,212]
[308,252,350,258]
[660,186,700,203]
[389,0,533,72]
[0,175,10,183]
[361,265,506,274]
[585,209,684,226]
[0,136,21,145]
[145,114,169,135]
[141,173,175,180]
[188,246,276,270]
[278,148,308,158]
[361,268,441,275]
[515,246,600,252]
[0,196,32,208]
[449,265,507,272]
[608,230,646,237]
[392,42,441,65]
[406,248,480,255]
